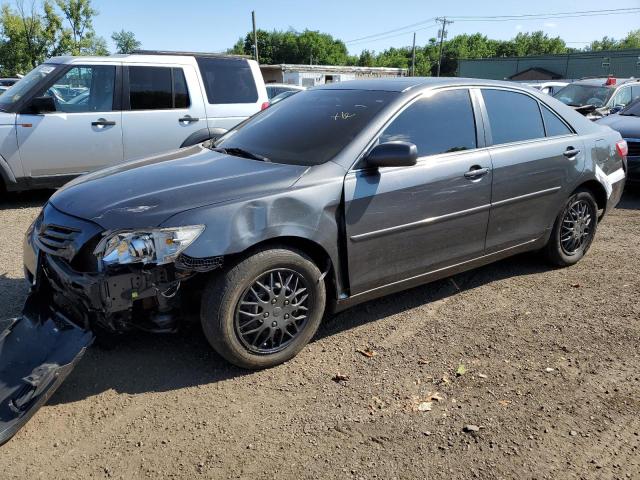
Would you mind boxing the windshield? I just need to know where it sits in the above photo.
[215,89,397,166]
[553,84,614,108]
[0,64,60,110]
[620,97,640,116]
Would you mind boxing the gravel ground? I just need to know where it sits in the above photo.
[0,189,638,480]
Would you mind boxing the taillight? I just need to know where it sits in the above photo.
[605,76,616,86]
[261,102,270,110]
[616,139,628,158]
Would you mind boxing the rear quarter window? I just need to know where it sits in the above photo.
[196,57,258,104]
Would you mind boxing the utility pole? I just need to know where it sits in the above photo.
[410,32,416,76]
[435,17,453,77]
[251,10,258,62]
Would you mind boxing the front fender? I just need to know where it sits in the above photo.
[161,167,347,294]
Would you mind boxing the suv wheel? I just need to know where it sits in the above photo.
[544,189,598,267]
[201,247,326,369]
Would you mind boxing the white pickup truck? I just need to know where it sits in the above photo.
[0,51,269,193]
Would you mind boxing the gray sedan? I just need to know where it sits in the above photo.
[1,77,627,444]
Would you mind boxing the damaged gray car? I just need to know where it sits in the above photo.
[1,78,627,444]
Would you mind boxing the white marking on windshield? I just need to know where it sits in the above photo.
[331,112,356,120]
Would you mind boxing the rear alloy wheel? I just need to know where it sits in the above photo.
[545,189,598,266]
[201,247,326,369]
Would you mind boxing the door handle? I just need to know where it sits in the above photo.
[563,147,581,158]
[464,166,490,179]
[178,115,199,123]
[91,118,116,127]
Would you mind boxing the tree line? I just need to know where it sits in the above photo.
[229,29,640,76]
[0,0,140,76]
[1,1,638,77]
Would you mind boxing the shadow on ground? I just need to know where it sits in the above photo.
[0,189,53,211]
[616,187,640,210]
[1,187,635,405]
[38,251,551,405]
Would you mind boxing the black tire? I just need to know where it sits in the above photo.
[200,247,326,369]
[544,189,598,267]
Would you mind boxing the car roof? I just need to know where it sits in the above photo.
[571,77,639,87]
[45,52,251,66]
[313,77,537,92]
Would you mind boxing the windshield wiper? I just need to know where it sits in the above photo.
[620,112,638,117]
[213,147,271,162]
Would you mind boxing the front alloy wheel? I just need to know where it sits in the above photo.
[235,269,311,354]
[201,247,326,369]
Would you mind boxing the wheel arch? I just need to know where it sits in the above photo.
[234,235,340,305]
[573,179,607,214]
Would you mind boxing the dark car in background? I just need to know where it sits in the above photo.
[1,77,627,445]
[554,77,640,119]
[597,97,640,185]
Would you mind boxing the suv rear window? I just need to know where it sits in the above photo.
[196,57,258,104]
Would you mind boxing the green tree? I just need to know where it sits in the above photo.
[620,29,640,49]
[111,29,141,54]
[589,30,640,51]
[232,29,350,65]
[0,0,68,75]
[55,0,106,55]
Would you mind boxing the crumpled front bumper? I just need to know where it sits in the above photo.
[0,244,175,446]
[0,292,93,445]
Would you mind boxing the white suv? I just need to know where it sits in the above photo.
[0,51,268,193]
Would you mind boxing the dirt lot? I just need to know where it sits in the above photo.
[0,189,638,480]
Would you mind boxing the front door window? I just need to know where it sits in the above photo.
[44,65,116,113]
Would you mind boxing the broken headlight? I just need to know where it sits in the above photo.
[99,225,204,266]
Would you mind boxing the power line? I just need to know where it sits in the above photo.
[347,24,438,46]
[454,11,640,22]
[344,7,639,46]
[450,7,640,20]
[345,18,435,44]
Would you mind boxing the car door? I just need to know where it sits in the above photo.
[344,88,493,295]
[16,64,123,180]
[480,88,584,252]
[121,64,207,160]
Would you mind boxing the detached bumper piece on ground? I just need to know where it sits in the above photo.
[0,292,93,445]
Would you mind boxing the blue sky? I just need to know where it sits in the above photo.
[71,1,640,55]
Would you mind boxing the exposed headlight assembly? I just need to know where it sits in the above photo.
[98,225,204,267]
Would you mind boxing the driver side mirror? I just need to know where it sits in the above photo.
[609,104,625,114]
[26,96,56,114]
[365,141,418,168]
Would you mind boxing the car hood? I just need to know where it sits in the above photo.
[595,114,640,139]
[50,145,309,230]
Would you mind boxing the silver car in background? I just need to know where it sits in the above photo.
[0,52,268,193]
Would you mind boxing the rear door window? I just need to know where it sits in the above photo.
[129,66,191,110]
[482,89,545,145]
[379,88,477,157]
[541,105,572,137]
[196,57,258,104]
